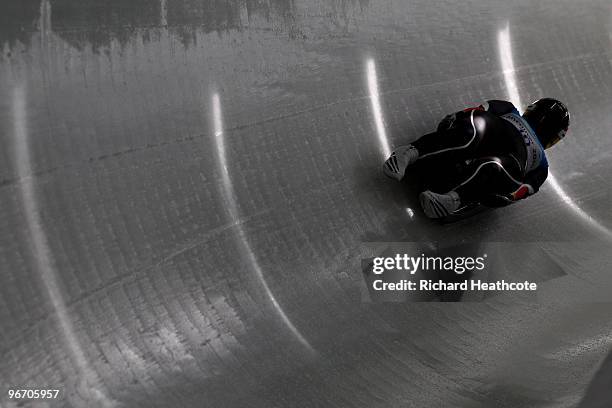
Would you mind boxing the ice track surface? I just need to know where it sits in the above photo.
[1,0,612,407]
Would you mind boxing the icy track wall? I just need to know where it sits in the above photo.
[1,0,612,407]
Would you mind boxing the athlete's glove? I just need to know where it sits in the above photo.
[509,184,535,201]
[481,184,535,207]
[461,105,486,113]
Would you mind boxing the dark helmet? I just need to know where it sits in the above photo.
[522,98,570,149]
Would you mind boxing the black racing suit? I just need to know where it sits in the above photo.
[412,100,549,207]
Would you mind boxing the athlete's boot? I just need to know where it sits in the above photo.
[419,190,461,218]
[383,145,419,181]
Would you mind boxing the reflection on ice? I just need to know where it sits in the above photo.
[12,84,115,407]
[211,93,315,354]
[366,58,391,158]
[497,22,612,241]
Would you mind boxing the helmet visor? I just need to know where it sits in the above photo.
[545,128,567,149]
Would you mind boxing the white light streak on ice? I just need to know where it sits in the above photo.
[160,0,168,27]
[498,24,523,109]
[38,0,51,37]
[211,93,315,354]
[12,85,114,407]
[366,58,392,158]
[547,332,612,362]
[497,23,612,240]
